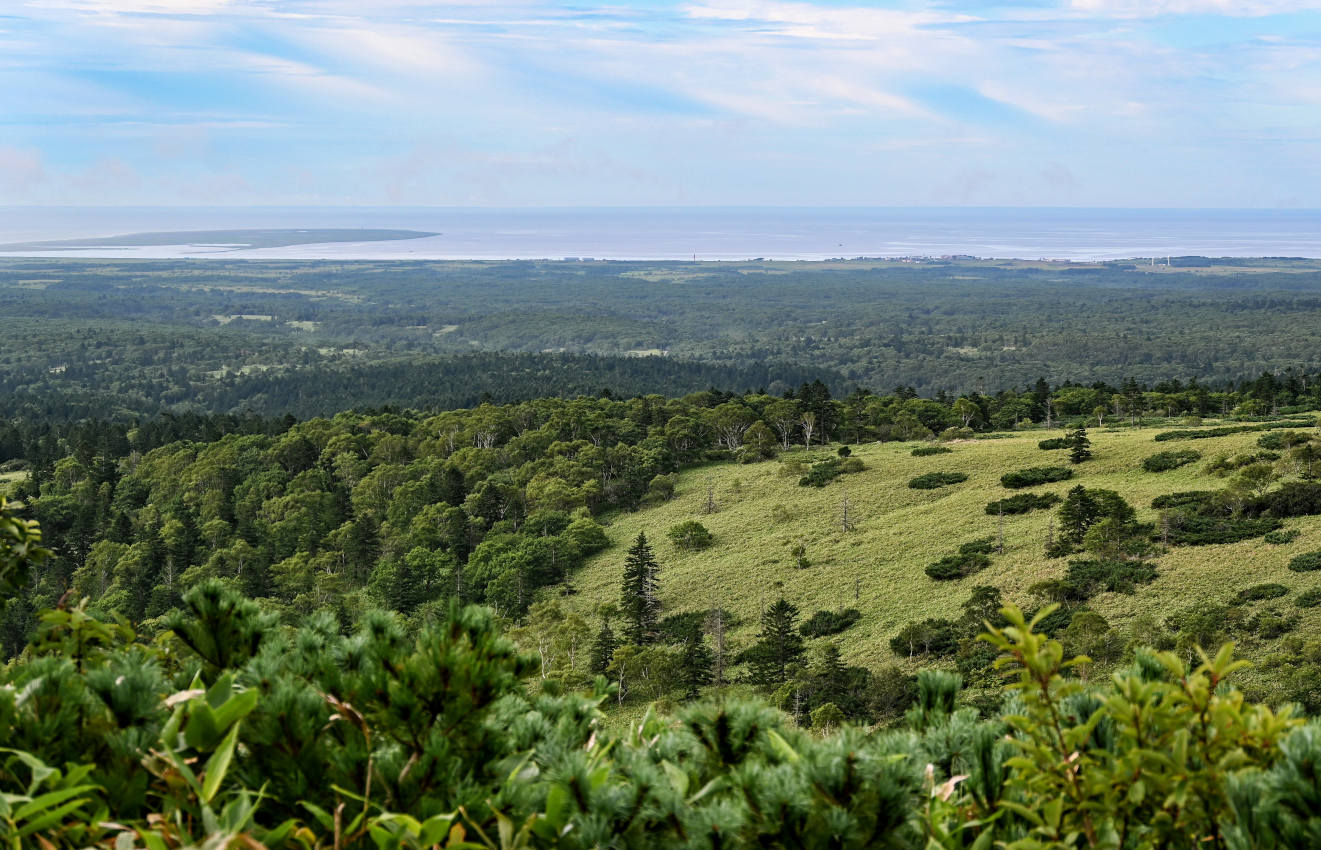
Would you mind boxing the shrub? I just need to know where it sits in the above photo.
[1038,436,1071,450]
[839,457,865,473]
[1153,419,1315,442]
[925,552,991,580]
[908,471,969,490]
[1001,466,1073,489]
[667,520,713,551]
[889,617,960,657]
[798,458,841,487]
[1248,609,1300,639]
[1143,449,1201,472]
[1257,432,1286,450]
[985,492,1061,515]
[925,537,996,580]
[1246,482,1321,518]
[911,444,952,457]
[1151,491,1218,510]
[1265,529,1300,545]
[1165,514,1281,546]
[1288,551,1321,572]
[1297,588,1321,608]
[799,608,862,637]
[1235,583,1290,604]
[1064,558,1159,597]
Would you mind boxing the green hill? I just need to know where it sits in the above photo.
[569,422,1321,682]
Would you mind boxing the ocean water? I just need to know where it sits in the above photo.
[1,207,1319,261]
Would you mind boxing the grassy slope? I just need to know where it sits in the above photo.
[568,422,1321,679]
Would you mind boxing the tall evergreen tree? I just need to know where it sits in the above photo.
[748,597,806,686]
[1068,426,1092,463]
[620,532,661,644]
[678,632,714,699]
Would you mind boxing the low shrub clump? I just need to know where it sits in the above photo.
[1235,583,1290,604]
[799,608,862,637]
[798,456,862,486]
[1142,449,1201,472]
[1151,491,1218,510]
[925,537,995,580]
[1245,482,1321,518]
[1037,436,1071,450]
[1153,419,1315,442]
[667,520,713,551]
[1265,529,1300,545]
[908,471,969,490]
[1001,466,1072,489]
[911,444,952,457]
[1296,588,1321,608]
[1288,551,1321,572]
[1164,513,1281,546]
[985,492,1061,515]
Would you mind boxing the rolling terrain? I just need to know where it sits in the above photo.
[570,422,1321,685]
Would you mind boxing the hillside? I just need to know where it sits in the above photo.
[570,421,1321,682]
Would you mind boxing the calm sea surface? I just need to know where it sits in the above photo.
[1,207,1319,261]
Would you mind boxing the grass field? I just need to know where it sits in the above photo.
[568,420,1321,680]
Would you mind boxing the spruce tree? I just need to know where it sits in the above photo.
[1068,426,1092,463]
[1058,485,1101,544]
[678,632,714,699]
[620,532,660,644]
[748,597,805,686]
[590,618,617,676]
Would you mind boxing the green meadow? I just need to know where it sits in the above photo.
[570,421,1321,679]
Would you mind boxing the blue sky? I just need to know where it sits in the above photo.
[2,0,1320,207]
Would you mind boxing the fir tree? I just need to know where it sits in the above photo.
[590,618,617,676]
[1068,426,1092,463]
[747,597,806,686]
[678,631,714,699]
[620,532,661,644]
[1058,485,1101,544]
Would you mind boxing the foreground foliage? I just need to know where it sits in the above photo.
[3,497,1321,848]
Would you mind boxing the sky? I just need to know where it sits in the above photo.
[2,0,1321,207]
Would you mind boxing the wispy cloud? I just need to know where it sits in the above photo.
[4,0,1321,205]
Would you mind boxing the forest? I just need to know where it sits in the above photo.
[9,257,1321,423]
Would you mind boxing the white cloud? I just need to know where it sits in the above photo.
[1069,0,1321,17]
[682,0,976,39]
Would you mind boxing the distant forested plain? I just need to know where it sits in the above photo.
[6,256,1321,422]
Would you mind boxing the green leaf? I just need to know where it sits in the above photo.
[16,797,92,837]
[545,782,570,827]
[766,729,800,764]
[201,721,241,803]
[13,784,97,821]
[660,761,688,797]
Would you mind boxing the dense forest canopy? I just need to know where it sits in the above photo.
[7,256,1321,422]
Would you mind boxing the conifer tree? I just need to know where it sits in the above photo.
[678,631,714,699]
[1068,426,1092,463]
[748,597,805,686]
[620,532,660,644]
[590,618,617,676]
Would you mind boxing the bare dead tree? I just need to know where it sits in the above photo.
[840,491,855,532]
[703,482,718,515]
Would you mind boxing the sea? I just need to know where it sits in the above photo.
[1,206,1320,262]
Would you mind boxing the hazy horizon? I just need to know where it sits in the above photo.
[4,206,1320,261]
